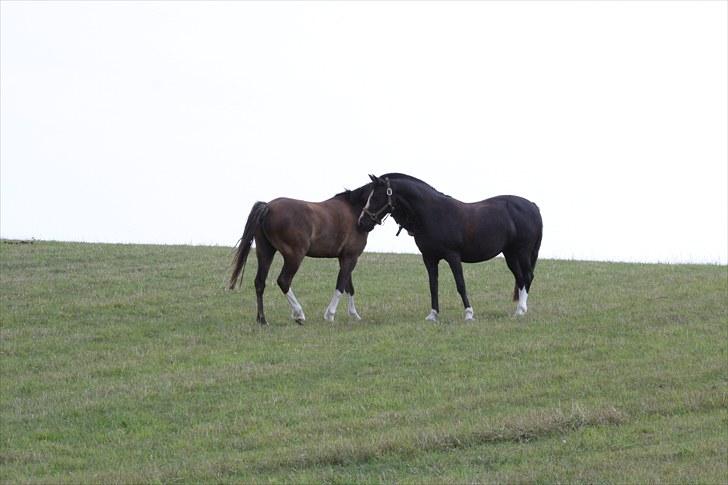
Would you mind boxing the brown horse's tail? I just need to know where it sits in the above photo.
[229,201,269,289]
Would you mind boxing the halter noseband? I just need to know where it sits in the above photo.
[363,177,394,224]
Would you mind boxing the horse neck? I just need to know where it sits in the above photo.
[393,179,447,217]
[333,186,370,213]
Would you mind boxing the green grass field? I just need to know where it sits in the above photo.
[1,241,726,483]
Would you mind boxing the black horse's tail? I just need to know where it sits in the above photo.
[229,201,269,290]
[531,227,542,271]
[531,204,543,271]
[512,201,542,301]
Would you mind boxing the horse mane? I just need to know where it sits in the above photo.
[374,173,451,234]
[381,173,452,199]
[334,183,372,206]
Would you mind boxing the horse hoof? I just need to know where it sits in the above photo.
[464,307,474,321]
[425,309,439,322]
[350,312,362,321]
[295,318,305,325]
[514,307,527,316]
[324,310,335,322]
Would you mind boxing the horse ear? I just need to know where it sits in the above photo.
[369,174,380,184]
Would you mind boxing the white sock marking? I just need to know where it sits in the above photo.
[515,287,528,316]
[346,292,362,320]
[464,307,474,321]
[425,309,439,321]
[324,290,343,321]
[286,289,306,321]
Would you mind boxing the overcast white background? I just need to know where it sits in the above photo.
[1,1,726,263]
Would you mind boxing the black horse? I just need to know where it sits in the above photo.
[358,173,542,319]
[229,183,373,325]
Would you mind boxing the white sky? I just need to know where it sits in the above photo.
[1,1,726,263]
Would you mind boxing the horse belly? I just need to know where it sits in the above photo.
[306,240,341,258]
[460,218,510,263]
[461,245,503,263]
[306,220,357,257]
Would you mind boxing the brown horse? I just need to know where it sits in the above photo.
[229,183,372,325]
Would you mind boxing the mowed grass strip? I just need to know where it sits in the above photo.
[1,241,726,483]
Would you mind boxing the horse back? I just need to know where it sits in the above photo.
[263,197,365,258]
[455,195,541,262]
[479,195,541,244]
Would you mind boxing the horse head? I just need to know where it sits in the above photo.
[357,174,395,232]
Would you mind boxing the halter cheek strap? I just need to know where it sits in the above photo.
[363,177,394,224]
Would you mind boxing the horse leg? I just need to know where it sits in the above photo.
[324,288,342,322]
[519,251,536,312]
[344,257,362,320]
[504,250,529,316]
[445,254,473,321]
[324,256,360,321]
[345,275,362,320]
[277,252,306,324]
[323,259,347,322]
[423,254,440,321]
[254,235,276,325]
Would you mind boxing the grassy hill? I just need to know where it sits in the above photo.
[1,241,726,483]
